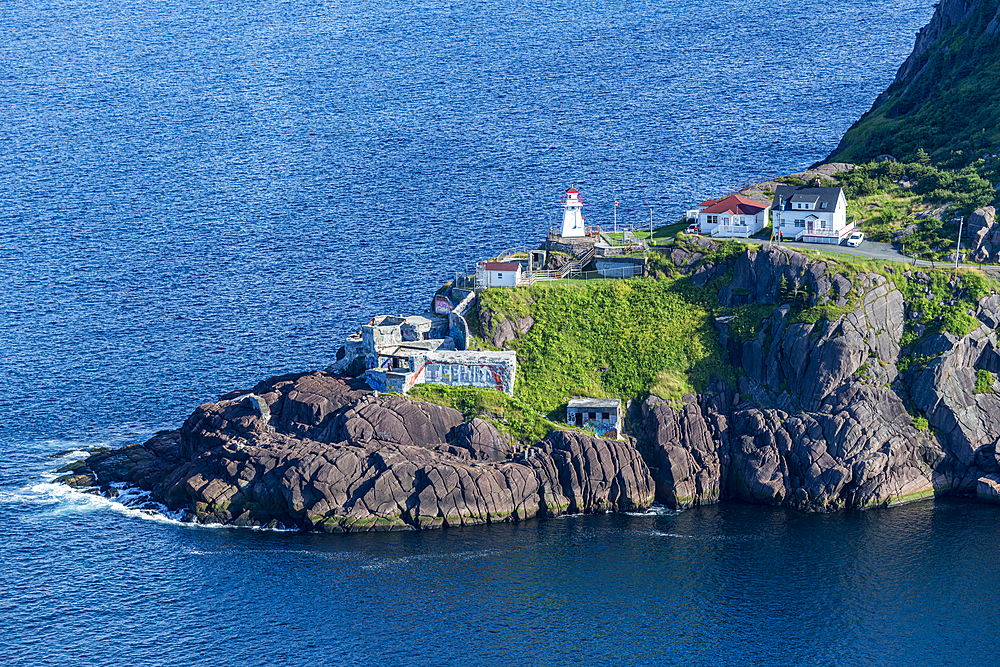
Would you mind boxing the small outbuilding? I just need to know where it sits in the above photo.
[477,261,522,288]
[566,397,624,440]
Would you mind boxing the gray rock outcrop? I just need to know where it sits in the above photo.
[69,372,654,532]
[644,240,1000,512]
[63,241,1000,529]
[966,206,1000,263]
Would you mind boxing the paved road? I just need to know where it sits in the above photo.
[745,237,1000,275]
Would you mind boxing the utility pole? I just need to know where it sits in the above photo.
[955,216,965,274]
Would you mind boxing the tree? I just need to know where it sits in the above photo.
[777,275,792,303]
[916,147,931,166]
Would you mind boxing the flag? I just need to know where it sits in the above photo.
[614,200,620,206]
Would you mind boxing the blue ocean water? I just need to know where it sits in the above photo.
[6,0,999,664]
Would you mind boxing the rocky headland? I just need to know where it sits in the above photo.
[61,372,655,531]
[60,240,1000,531]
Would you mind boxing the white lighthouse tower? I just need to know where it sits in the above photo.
[560,187,585,238]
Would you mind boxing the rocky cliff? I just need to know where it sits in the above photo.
[642,239,1000,511]
[828,0,1000,163]
[62,373,655,531]
[60,241,1000,530]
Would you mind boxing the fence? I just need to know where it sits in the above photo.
[573,266,644,280]
[597,244,646,256]
[711,225,752,238]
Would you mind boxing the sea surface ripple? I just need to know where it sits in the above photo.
[7,1,999,665]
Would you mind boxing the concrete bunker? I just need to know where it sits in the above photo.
[566,397,623,440]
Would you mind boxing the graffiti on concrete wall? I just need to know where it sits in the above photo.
[434,295,454,314]
[364,370,389,393]
[423,362,511,394]
[589,423,619,440]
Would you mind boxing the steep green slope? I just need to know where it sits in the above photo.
[829,0,1000,165]
[475,268,740,414]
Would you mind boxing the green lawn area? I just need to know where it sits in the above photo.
[604,220,689,245]
[476,276,738,415]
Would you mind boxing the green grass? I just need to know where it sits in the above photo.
[477,277,737,413]
[407,384,563,446]
[604,221,687,246]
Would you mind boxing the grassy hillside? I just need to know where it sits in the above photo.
[468,241,798,418]
[476,275,737,415]
[418,242,997,438]
[831,158,997,260]
[829,0,1000,166]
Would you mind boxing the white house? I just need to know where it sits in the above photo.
[770,185,853,244]
[477,261,522,288]
[697,194,770,237]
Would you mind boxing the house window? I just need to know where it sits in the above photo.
[602,412,609,422]
[497,273,502,279]
[795,219,805,228]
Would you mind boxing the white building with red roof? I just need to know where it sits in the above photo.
[696,194,770,238]
[477,261,522,288]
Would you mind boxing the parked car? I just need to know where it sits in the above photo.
[846,232,865,247]
[685,224,700,234]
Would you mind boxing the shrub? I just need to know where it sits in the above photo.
[975,369,994,394]
[943,310,979,337]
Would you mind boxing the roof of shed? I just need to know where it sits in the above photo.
[481,262,521,272]
[568,398,622,409]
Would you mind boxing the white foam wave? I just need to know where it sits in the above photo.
[625,504,681,517]
[9,479,190,526]
[359,548,503,571]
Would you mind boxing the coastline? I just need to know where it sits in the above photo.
[57,232,1000,531]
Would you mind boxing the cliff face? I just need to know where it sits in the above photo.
[642,241,1000,511]
[61,242,1000,530]
[884,0,976,96]
[65,373,655,532]
[828,0,1000,163]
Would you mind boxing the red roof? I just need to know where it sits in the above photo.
[700,194,768,216]
[482,262,521,272]
[566,187,578,194]
[697,199,719,208]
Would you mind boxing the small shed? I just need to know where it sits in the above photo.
[566,398,623,440]
[478,261,522,288]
